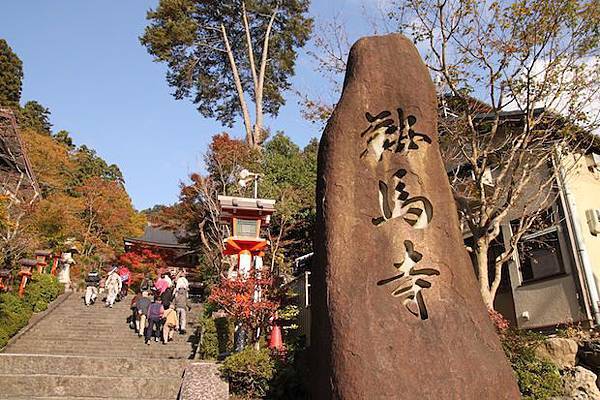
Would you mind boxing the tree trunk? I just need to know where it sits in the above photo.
[475,240,494,309]
[220,23,254,146]
[253,8,278,148]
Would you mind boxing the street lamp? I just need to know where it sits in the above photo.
[238,169,261,198]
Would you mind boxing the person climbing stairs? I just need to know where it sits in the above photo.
[0,291,202,399]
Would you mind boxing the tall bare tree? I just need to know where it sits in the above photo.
[305,0,600,308]
[393,0,600,308]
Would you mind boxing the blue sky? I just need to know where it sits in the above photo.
[0,0,382,210]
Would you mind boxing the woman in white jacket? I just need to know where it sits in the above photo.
[105,267,122,308]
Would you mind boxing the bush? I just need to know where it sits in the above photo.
[199,315,234,360]
[501,329,564,399]
[220,347,275,398]
[0,273,63,349]
[268,347,308,400]
[24,272,63,312]
[199,316,218,360]
[0,292,33,348]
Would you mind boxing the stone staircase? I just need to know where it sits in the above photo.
[0,291,202,399]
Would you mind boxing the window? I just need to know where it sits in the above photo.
[514,207,567,283]
[235,219,258,237]
[518,230,564,282]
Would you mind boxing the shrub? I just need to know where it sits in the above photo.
[199,315,233,360]
[220,347,275,398]
[23,272,63,312]
[501,329,564,399]
[487,309,564,399]
[268,345,308,400]
[0,292,32,348]
[0,273,63,349]
[488,309,510,333]
[202,300,219,317]
[199,316,218,360]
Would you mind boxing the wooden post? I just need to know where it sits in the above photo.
[50,254,60,276]
[17,259,37,298]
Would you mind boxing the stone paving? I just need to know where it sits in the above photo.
[0,291,227,399]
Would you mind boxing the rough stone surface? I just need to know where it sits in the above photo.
[579,340,600,370]
[178,362,229,400]
[561,366,600,399]
[310,33,520,399]
[1,293,203,398]
[535,337,579,369]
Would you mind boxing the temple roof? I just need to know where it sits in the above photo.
[217,195,276,225]
[123,225,189,249]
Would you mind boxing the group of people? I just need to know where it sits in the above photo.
[84,268,192,345]
[131,271,191,345]
[83,265,131,307]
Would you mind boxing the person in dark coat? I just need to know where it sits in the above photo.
[84,270,101,306]
[129,290,143,331]
[135,292,152,337]
[161,285,174,309]
[144,296,164,344]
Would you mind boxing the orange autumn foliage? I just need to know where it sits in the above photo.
[77,176,145,259]
[209,270,279,337]
[118,248,166,285]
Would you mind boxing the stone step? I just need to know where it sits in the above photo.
[4,397,166,400]
[22,325,197,332]
[39,315,200,322]
[12,335,194,343]
[0,374,181,398]
[6,344,193,353]
[22,319,198,324]
[1,291,208,399]
[13,330,175,337]
[24,325,183,330]
[6,344,193,354]
[0,354,188,377]
[10,339,194,347]
[15,326,196,333]
[5,348,194,359]
[6,343,194,353]
[9,332,194,339]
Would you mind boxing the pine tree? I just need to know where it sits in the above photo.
[140,0,313,147]
[0,39,23,108]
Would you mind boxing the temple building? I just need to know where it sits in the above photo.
[123,224,197,272]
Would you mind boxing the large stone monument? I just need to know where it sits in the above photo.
[310,34,520,399]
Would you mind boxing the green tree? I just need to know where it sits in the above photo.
[0,39,23,108]
[140,0,313,147]
[53,130,75,150]
[259,133,317,272]
[69,145,124,189]
[205,132,261,194]
[153,134,259,279]
[154,132,317,283]
[19,100,52,134]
